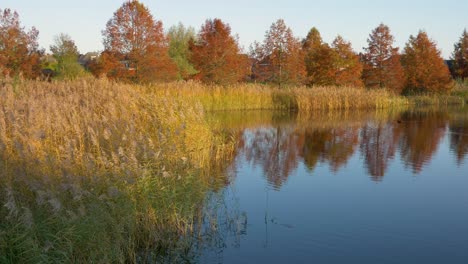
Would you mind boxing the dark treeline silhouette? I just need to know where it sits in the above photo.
[234,110,467,188]
[1,1,466,91]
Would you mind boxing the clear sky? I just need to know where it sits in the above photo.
[2,0,467,58]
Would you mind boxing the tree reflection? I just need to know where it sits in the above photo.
[396,110,448,174]
[300,127,359,172]
[243,126,301,189]
[231,108,467,188]
[449,118,468,165]
[241,125,359,188]
[360,122,400,181]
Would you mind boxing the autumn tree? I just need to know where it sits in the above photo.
[401,31,452,93]
[251,19,306,87]
[362,24,405,93]
[302,29,362,87]
[50,33,85,80]
[189,18,248,84]
[89,50,121,78]
[101,0,177,83]
[451,29,468,80]
[303,27,336,86]
[332,35,363,87]
[0,8,41,78]
[168,23,198,80]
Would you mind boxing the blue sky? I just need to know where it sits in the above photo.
[2,0,467,58]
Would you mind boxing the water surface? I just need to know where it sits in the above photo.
[195,108,468,263]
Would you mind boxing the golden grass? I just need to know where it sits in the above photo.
[147,82,408,111]
[292,86,409,111]
[406,94,466,106]
[0,77,235,263]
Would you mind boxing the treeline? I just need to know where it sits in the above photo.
[1,1,467,94]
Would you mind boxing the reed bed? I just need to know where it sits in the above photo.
[150,81,275,111]
[0,78,235,263]
[148,82,408,111]
[407,94,466,106]
[292,86,409,111]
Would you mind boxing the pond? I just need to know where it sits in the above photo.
[190,108,468,263]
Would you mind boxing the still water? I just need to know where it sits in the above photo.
[194,108,468,263]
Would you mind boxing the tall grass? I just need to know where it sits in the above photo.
[0,78,235,263]
[406,94,466,106]
[292,86,408,111]
[149,82,408,111]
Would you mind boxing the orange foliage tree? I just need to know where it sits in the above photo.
[88,50,122,78]
[402,31,452,93]
[189,18,248,84]
[332,36,363,87]
[0,8,41,78]
[451,29,468,80]
[303,29,362,87]
[99,0,176,83]
[303,27,336,86]
[362,23,405,93]
[251,19,306,87]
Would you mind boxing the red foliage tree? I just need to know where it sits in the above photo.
[100,0,177,83]
[303,30,362,87]
[451,29,468,80]
[362,24,405,93]
[402,31,452,93]
[189,18,248,84]
[0,8,41,78]
[251,19,306,87]
[88,50,122,78]
[332,36,363,87]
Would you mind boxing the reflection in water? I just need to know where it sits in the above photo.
[301,127,359,173]
[223,108,468,185]
[242,126,300,189]
[397,111,448,173]
[450,117,468,165]
[360,122,400,181]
